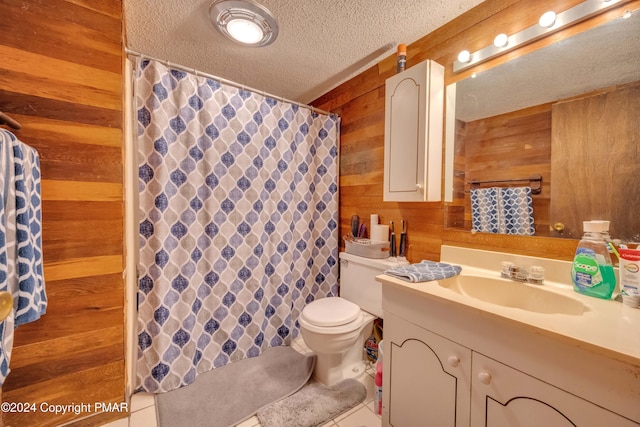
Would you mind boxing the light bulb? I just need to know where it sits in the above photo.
[457,50,471,63]
[539,11,557,28]
[493,33,509,48]
[226,18,264,44]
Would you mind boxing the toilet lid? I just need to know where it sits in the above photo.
[301,297,361,327]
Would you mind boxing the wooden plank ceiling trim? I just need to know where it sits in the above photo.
[0,0,122,73]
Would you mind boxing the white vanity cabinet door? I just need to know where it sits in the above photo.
[383,59,444,202]
[383,312,471,427]
[472,353,638,427]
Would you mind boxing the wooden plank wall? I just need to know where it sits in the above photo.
[550,82,640,240]
[0,1,125,426]
[312,0,637,262]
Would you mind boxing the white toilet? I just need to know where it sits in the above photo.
[298,252,406,386]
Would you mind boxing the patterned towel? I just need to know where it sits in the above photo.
[470,186,535,235]
[0,129,46,386]
[384,260,462,283]
[498,187,535,235]
[470,187,498,233]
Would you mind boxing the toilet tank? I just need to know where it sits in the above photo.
[338,252,408,318]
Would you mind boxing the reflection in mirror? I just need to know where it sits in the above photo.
[444,10,640,242]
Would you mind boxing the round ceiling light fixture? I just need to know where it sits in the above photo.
[457,50,472,63]
[493,33,509,48]
[538,11,557,28]
[210,0,279,47]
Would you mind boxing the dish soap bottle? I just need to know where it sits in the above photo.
[374,340,383,415]
[571,221,616,299]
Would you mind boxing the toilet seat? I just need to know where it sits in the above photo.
[301,297,361,326]
[299,297,363,334]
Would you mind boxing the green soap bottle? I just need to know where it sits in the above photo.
[571,221,616,299]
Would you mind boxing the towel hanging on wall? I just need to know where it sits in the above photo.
[0,128,46,386]
[471,186,535,236]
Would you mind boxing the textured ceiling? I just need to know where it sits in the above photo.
[124,0,484,104]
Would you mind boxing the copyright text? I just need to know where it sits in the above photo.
[1,401,129,415]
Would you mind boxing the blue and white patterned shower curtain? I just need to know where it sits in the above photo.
[135,59,339,393]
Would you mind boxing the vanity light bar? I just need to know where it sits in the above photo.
[453,0,624,73]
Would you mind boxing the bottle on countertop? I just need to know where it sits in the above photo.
[619,248,640,303]
[397,44,406,73]
[591,220,611,241]
[592,219,619,266]
[571,221,616,299]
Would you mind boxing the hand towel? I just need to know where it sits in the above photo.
[498,187,535,235]
[384,260,462,283]
[470,186,535,236]
[470,187,499,233]
[0,129,46,386]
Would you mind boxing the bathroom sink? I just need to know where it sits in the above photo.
[437,275,589,315]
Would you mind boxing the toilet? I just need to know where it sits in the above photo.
[298,252,407,386]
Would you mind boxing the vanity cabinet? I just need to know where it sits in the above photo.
[381,281,640,427]
[384,312,471,427]
[383,59,444,202]
[472,353,637,427]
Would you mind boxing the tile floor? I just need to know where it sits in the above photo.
[102,337,382,427]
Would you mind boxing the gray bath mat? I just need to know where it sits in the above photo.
[257,378,367,427]
[155,346,316,427]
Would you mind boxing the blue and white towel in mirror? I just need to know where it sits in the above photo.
[470,187,499,233]
[0,129,46,386]
[385,260,462,283]
[471,186,535,235]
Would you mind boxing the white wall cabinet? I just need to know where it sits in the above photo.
[381,281,640,427]
[383,59,444,202]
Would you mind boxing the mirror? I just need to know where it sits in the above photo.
[444,10,640,241]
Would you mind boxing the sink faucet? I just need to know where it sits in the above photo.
[501,262,544,285]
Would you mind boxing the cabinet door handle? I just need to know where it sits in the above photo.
[448,355,460,367]
[415,183,423,192]
[478,371,492,385]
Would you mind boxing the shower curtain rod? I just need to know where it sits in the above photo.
[125,48,333,117]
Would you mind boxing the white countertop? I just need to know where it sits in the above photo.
[377,245,640,367]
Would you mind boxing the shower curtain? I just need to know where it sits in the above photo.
[134,59,339,393]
